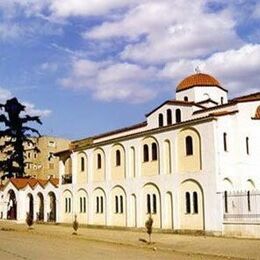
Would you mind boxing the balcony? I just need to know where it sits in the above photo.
[62,174,72,184]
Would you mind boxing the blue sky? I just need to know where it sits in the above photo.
[0,0,259,140]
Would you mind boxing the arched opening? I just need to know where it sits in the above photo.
[48,192,56,222]
[167,109,172,125]
[28,194,34,220]
[97,153,102,169]
[7,190,17,220]
[223,133,227,151]
[185,136,193,156]
[176,109,181,123]
[37,193,44,222]
[158,113,163,127]
[81,157,85,172]
[184,96,188,102]
[151,142,158,161]
[143,144,149,162]
[116,150,121,166]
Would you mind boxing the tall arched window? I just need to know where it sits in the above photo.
[97,153,102,169]
[143,144,149,162]
[100,196,104,213]
[223,133,227,151]
[158,113,163,127]
[247,191,251,212]
[185,136,193,156]
[246,137,249,155]
[116,150,121,166]
[147,194,151,214]
[185,192,191,214]
[120,195,123,213]
[83,197,86,213]
[115,196,119,213]
[80,197,82,213]
[151,142,157,161]
[96,197,99,213]
[224,191,228,213]
[193,192,198,214]
[176,109,181,123]
[152,194,157,214]
[81,157,85,172]
[167,109,172,125]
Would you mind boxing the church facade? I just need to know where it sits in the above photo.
[1,73,260,237]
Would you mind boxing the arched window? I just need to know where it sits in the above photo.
[185,136,193,156]
[167,109,172,125]
[83,197,86,213]
[147,194,151,214]
[116,150,121,166]
[65,198,68,213]
[151,142,157,161]
[223,133,227,151]
[115,196,119,213]
[184,96,188,102]
[143,144,149,162]
[80,197,82,213]
[246,137,249,155]
[97,153,102,169]
[247,191,251,212]
[158,113,163,127]
[224,191,228,213]
[120,195,123,213]
[221,97,224,104]
[100,196,104,213]
[96,197,99,213]
[152,194,157,214]
[185,192,191,214]
[81,157,85,172]
[193,192,198,214]
[68,198,71,213]
[176,109,181,123]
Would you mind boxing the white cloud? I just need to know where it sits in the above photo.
[60,59,160,103]
[85,0,242,64]
[40,62,58,72]
[0,86,51,117]
[161,44,260,96]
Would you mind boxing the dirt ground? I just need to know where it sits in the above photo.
[0,221,259,259]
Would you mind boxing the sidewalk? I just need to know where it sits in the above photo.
[1,221,259,259]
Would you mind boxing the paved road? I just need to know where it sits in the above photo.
[0,230,228,260]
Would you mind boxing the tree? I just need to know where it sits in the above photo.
[0,97,42,180]
[145,214,153,244]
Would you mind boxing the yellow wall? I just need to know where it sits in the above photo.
[179,180,204,230]
[142,184,161,228]
[111,144,125,180]
[64,157,72,175]
[177,128,201,173]
[110,186,126,226]
[93,149,105,182]
[141,137,159,176]
[77,153,88,184]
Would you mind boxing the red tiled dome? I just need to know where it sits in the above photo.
[176,73,222,92]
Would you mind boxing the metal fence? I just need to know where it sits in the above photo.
[223,191,260,223]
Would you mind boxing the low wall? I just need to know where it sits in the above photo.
[223,223,260,238]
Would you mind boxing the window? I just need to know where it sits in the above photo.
[68,198,71,213]
[83,197,86,213]
[97,153,102,169]
[115,196,119,213]
[247,191,251,212]
[120,195,123,213]
[81,157,85,171]
[184,96,188,102]
[221,97,224,104]
[100,196,104,213]
[152,194,157,214]
[143,144,149,162]
[80,197,82,213]
[96,197,99,213]
[158,113,163,127]
[193,192,198,214]
[185,192,191,214]
[223,133,227,151]
[65,198,68,213]
[151,143,157,161]
[185,136,193,156]
[246,137,249,155]
[65,198,71,213]
[116,150,121,166]
[48,141,56,147]
[176,109,181,123]
[167,109,172,125]
[224,191,228,213]
[34,153,37,159]
[147,194,151,214]
[28,152,31,159]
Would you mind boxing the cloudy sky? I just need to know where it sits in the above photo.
[0,0,259,139]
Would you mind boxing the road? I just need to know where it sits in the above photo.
[0,230,228,260]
